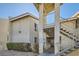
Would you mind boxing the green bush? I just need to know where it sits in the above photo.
[33,43,39,53]
[7,43,32,52]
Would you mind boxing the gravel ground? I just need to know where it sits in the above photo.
[0,50,38,56]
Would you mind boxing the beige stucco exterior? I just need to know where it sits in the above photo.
[0,10,79,55]
[8,12,79,53]
[0,19,9,50]
[44,13,79,53]
[9,14,39,44]
[60,20,76,50]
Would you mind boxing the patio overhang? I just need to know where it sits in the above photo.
[34,3,63,16]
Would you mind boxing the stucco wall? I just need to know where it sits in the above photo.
[60,20,76,50]
[10,16,31,43]
[75,19,79,41]
[76,28,79,41]
[60,34,75,50]
[10,16,39,44]
[29,17,39,45]
[61,20,75,33]
[0,19,9,50]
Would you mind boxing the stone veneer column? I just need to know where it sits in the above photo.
[38,3,44,54]
[54,3,61,55]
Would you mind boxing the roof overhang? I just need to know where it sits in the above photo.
[9,12,39,22]
[72,11,79,18]
[61,12,79,23]
[34,3,63,16]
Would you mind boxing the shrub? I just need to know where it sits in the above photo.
[32,43,39,53]
[7,43,32,52]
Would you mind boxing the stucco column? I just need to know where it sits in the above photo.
[43,32,47,50]
[54,3,60,54]
[38,3,44,54]
[9,21,12,42]
[43,12,47,51]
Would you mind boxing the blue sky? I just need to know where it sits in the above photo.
[0,3,79,24]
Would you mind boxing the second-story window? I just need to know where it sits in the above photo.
[76,19,79,28]
[34,23,37,31]
[34,37,37,43]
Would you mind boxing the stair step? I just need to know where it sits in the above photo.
[76,42,79,45]
[60,53,66,56]
[68,49,74,51]
[69,33,73,35]
[76,37,78,39]
[74,46,79,49]
[76,41,79,42]
[66,31,69,33]
[70,48,75,51]
[77,42,79,44]
[64,50,71,53]
[74,35,76,37]
[77,44,79,46]
[60,28,63,30]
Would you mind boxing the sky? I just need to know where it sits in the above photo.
[0,3,79,24]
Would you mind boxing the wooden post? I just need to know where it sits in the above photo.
[38,3,44,54]
[54,3,60,54]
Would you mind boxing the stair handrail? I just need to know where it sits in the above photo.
[61,23,78,39]
[61,24,75,34]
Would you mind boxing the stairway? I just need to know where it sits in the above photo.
[44,23,79,56]
[59,24,79,56]
[60,24,79,47]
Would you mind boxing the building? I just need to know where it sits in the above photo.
[8,12,41,52]
[0,3,61,55]
[44,11,79,55]
[34,3,79,55]
[8,11,79,55]
[0,3,79,56]
[0,18,9,50]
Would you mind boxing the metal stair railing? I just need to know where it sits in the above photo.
[60,24,77,41]
[60,23,79,49]
[61,24,74,34]
[58,24,77,55]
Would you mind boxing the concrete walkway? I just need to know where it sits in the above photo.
[2,49,79,56]
[0,50,55,56]
[38,51,55,56]
[67,49,79,56]
[0,50,38,56]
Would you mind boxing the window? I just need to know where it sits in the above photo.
[34,37,37,43]
[18,30,21,34]
[76,19,79,28]
[34,23,37,31]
